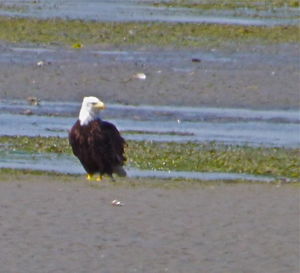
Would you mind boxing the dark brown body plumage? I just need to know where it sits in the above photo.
[69,119,126,177]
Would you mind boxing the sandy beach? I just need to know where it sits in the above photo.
[0,175,299,273]
[0,43,299,109]
[0,39,299,272]
[0,3,299,272]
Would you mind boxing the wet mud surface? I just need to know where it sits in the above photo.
[0,43,299,109]
[0,5,299,271]
[0,176,299,273]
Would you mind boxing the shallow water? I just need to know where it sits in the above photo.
[0,150,276,182]
[1,100,299,147]
[1,99,299,122]
[1,100,299,180]
[0,0,299,25]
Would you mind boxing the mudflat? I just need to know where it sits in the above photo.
[0,10,299,273]
[0,43,299,109]
[0,175,299,273]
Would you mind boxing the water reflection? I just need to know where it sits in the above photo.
[0,100,299,147]
[0,0,298,25]
[0,150,277,182]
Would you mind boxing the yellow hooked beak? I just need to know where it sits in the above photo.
[94,101,106,110]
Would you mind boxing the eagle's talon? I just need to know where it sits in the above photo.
[87,174,93,181]
[86,174,102,181]
[96,175,102,182]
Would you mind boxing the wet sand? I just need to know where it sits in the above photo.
[0,43,299,109]
[0,19,299,273]
[0,175,299,273]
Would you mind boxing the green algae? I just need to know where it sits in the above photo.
[127,141,300,179]
[1,136,299,179]
[0,16,298,49]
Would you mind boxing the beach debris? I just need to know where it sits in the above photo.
[133,72,146,80]
[26,96,40,106]
[22,109,33,115]
[192,58,201,63]
[72,42,84,49]
[111,199,124,207]
[123,72,147,83]
[36,60,51,67]
[36,60,44,67]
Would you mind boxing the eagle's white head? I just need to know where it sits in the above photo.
[79,96,106,126]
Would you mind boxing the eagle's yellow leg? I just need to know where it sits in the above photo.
[87,174,94,181]
[86,174,102,181]
[96,175,102,182]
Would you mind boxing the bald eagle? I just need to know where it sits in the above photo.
[69,96,126,181]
